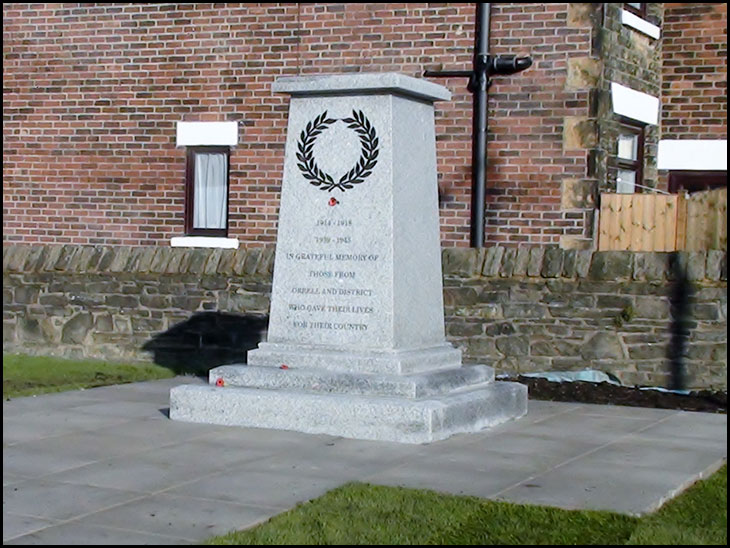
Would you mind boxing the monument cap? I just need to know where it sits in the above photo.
[273,72,452,103]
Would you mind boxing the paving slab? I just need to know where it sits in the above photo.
[6,430,191,463]
[89,416,226,446]
[3,411,134,446]
[126,437,281,470]
[1,391,109,417]
[578,434,727,474]
[68,400,171,420]
[3,479,142,522]
[364,450,550,498]
[3,376,727,545]
[2,514,60,542]
[47,458,219,494]
[165,467,347,509]
[2,473,30,488]
[4,521,191,546]
[492,458,721,515]
[506,409,661,443]
[80,493,274,542]
[3,444,101,478]
[236,438,419,479]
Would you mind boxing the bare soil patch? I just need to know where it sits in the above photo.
[503,375,727,414]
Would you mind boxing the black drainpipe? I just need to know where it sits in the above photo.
[425,3,531,248]
[470,2,491,248]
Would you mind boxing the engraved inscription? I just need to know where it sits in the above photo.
[282,213,380,333]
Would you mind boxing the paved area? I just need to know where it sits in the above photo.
[3,376,727,545]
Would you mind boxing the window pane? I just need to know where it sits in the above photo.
[626,3,642,9]
[193,152,227,229]
[617,169,636,194]
[618,133,638,161]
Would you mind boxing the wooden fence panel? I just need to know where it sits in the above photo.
[617,193,633,250]
[675,193,687,251]
[598,194,616,250]
[598,188,726,252]
[598,193,680,251]
[663,195,679,252]
[653,194,668,251]
[630,194,644,251]
[685,187,727,251]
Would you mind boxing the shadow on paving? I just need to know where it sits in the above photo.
[143,312,268,377]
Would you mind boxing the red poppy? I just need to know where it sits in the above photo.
[215,378,225,387]
[280,364,290,370]
[328,197,339,206]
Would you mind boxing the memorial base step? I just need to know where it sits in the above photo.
[208,364,495,399]
[247,343,463,375]
[169,379,527,444]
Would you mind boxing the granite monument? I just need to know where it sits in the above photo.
[170,73,527,443]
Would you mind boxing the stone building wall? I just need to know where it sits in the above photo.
[594,3,664,194]
[4,244,726,389]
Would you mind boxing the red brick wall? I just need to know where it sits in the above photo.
[486,3,594,246]
[662,2,727,140]
[4,3,593,247]
[3,3,295,246]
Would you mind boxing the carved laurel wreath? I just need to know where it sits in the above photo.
[296,110,379,193]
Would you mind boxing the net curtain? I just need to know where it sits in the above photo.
[193,152,227,229]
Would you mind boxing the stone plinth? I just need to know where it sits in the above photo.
[170,73,527,443]
[172,367,526,444]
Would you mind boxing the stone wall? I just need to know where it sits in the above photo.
[3,245,274,363]
[3,244,727,388]
[442,247,726,389]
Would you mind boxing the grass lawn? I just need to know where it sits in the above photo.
[207,465,727,545]
[2,353,175,399]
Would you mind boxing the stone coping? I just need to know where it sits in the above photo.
[1,245,273,278]
[273,73,452,102]
[441,247,727,282]
[2,244,727,282]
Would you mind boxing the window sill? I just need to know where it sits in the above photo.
[170,236,239,249]
[621,9,660,39]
